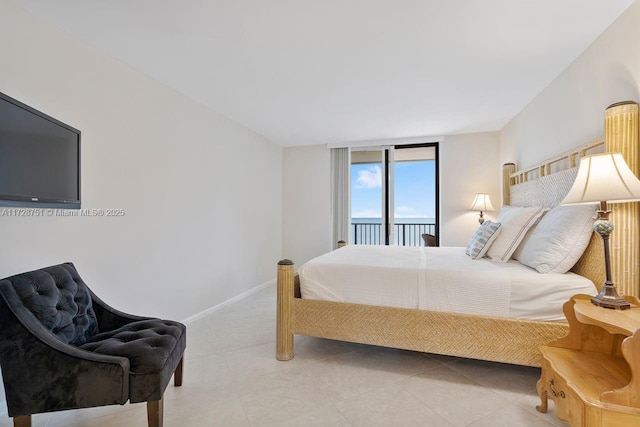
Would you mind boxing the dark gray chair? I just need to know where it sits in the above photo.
[0,263,186,427]
[422,233,437,247]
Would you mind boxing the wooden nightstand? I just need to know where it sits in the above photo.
[536,294,640,426]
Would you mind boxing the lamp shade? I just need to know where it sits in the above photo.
[470,193,494,211]
[562,152,640,205]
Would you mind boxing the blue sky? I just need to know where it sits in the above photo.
[351,160,436,219]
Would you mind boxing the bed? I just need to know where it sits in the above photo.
[277,109,639,367]
[298,245,597,322]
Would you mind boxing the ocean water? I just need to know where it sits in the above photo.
[352,217,436,224]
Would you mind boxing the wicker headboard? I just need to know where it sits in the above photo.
[503,96,640,297]
[503,103,640,298]
[502,139,606,290]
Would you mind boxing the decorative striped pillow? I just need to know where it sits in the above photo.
[465,221,502,260]
[486,206,547,262]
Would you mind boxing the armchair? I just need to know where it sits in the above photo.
[0,263,186,427]
[421,233,437,247]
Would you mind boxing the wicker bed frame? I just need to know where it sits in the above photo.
[276,103,639,367]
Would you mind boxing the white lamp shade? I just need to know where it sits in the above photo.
[562,152,640,205]
[470,193,494,211]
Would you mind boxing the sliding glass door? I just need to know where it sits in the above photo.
[392,145,438,246]
[350,148,386,245]
[350,143,438,246]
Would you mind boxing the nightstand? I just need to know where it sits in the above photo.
[536,294,640,426]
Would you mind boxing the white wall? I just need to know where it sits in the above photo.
[281,133,501,260]
[0,1,282,321]
[500,1,640,167]
[282,145,331,266]
[440,132,501,246]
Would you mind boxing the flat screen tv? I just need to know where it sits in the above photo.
[0,91,80,209]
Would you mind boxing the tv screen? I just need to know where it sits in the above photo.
[0,92,80,209]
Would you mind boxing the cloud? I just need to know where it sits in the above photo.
[354,165,382,189]
[396,206,415,213]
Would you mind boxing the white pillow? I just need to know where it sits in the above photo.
[486,206,546,262]
[518,204,596,274]
[512,222,536,261]
[465,221,502,260]
[512,210,548,261]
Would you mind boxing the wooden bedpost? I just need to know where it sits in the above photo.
[276,259,294,361]
[605,101,639,298]
[502,163,516,206]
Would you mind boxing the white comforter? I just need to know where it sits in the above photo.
[298,245,597,321]
[417,246,510,317]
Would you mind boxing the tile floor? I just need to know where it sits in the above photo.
[0,285,567,426]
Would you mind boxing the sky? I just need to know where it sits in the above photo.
[351,160,436,220]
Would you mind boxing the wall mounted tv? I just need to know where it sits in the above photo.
[0,91,80,209]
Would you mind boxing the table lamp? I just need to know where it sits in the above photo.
[562,152,640,309]
[470,193,494,224]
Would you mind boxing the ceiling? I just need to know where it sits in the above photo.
[10,0,636,147]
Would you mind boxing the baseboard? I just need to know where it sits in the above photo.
[181,278,276,325]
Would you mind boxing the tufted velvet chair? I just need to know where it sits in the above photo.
[0,263,186,427]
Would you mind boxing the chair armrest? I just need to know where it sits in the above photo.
[0,292,130,417]
[89,288,153,331]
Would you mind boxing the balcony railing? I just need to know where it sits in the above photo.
[351,222,437,246]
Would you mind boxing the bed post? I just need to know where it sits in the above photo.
[276,259,294,361]
[502,163,516,206]
[605,101,639,298]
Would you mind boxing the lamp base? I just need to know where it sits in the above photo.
[591,284,631,310]
[590,212,631,310]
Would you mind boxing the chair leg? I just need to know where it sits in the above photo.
[174,356,184,387]
[13,415,31,427]
[147,397,163,427]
